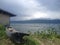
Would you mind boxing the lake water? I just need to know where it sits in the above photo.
[10,23,60,34]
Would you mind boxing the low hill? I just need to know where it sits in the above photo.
[11,19,60,24]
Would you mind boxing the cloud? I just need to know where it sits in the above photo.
[0,0,60,21]
[47,11,60,19]
[37,0,60,11]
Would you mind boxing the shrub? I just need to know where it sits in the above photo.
[33,28,59,40]
[0,24,6,39]
[23,36,40,45]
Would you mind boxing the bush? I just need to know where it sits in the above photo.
[23,36,40,45]
[0,24,6,39]
[33,28,59,40]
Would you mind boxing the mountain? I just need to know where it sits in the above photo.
[11,19,60,24]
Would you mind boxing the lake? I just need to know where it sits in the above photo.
[10,23,60,34]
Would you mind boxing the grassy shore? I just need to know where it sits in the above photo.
[0,24,40,45]
[30,28,60,45]
[0,24,60,45]
[0,25,15,45]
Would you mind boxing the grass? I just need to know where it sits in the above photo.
[32,28,60,45]
[23,36,40,45]
[0,24,6,39]
[0,24,40,45]
[0,24,60,45]
[0,24,15,45]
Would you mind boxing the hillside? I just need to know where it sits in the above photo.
[11,19,60,24]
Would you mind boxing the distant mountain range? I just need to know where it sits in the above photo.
[11,19,60,24]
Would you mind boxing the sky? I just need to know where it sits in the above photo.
[0,0,60,21]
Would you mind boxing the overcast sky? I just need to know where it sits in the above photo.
[0,0,60,21]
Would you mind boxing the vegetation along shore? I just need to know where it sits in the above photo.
[0,24,60,45]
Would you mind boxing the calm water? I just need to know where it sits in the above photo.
[10,23,60,34]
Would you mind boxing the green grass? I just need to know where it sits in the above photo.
[0,24,40,45]
[33,28,60,40]
[0,24,6,39]
[23,36,40,45]
[32,28,60,45]
[0,24,60,45]
[0,24,15,45]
